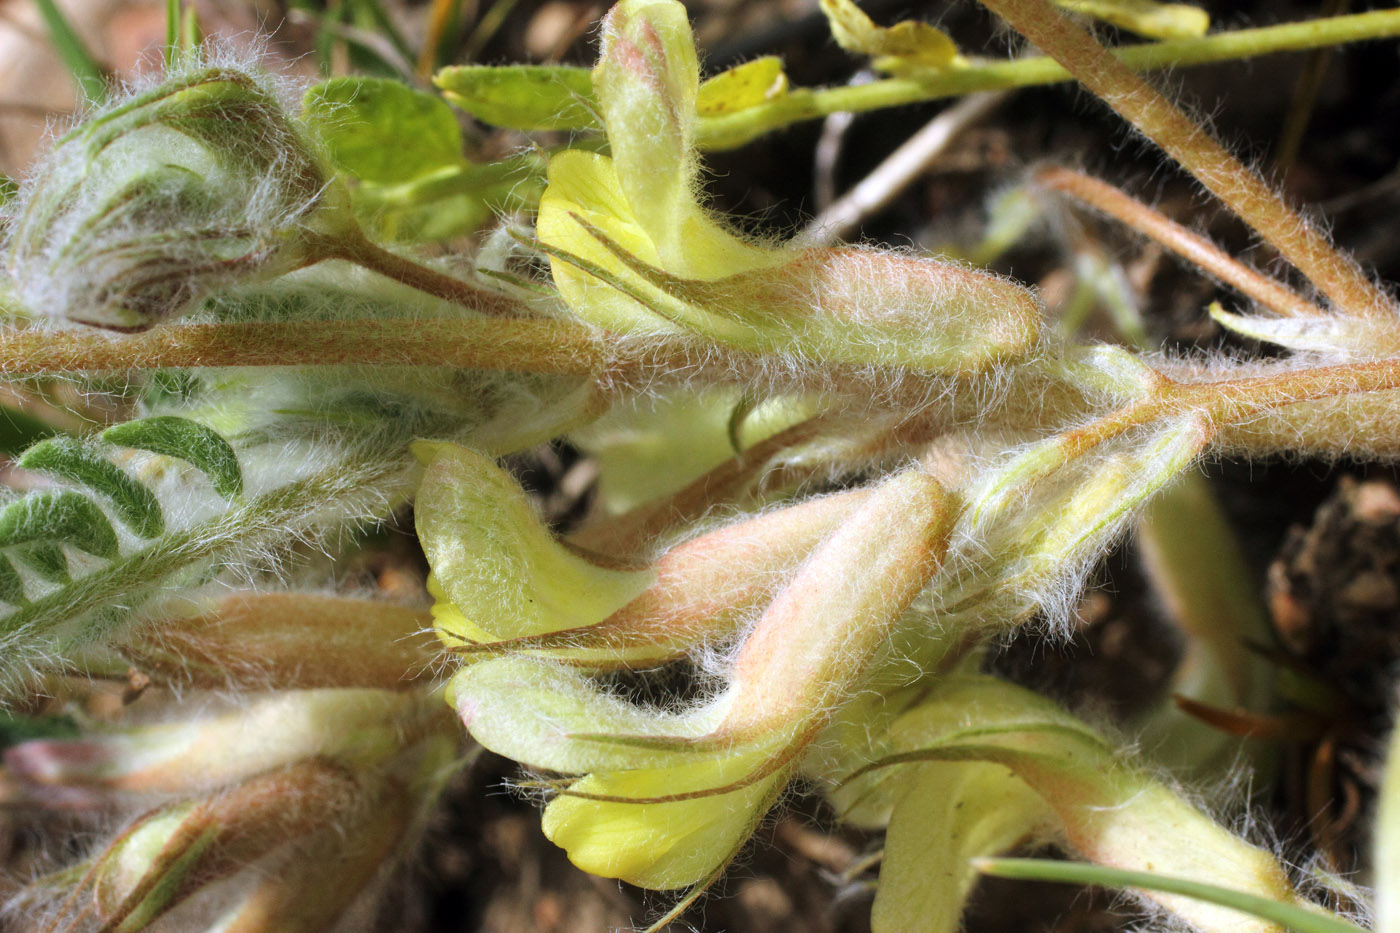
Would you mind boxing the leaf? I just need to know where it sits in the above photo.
[0,492,119,559]
[0,175,17,205]
[15,542,70,583]
[0,711,79,748]
[0,556,28,606]
[33,0,108,103]
[19,437,164,538]
[0,405,58,457]
[103,417,243,500]
[303,77,466,185]
[434,65,597,131]
[976,859,1364,933]
[1054,0,1209,40]
[818,0,959,75]
[696,57,788,116]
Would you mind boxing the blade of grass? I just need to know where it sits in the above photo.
[418,0,467,78]
[33,0,108,104]
[164,0,179,69]
[460,0,520,62]
[181,3,201,58]
[348,0,413,66]
[975,858,1365,933]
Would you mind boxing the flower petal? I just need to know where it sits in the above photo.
[414,441,654,642]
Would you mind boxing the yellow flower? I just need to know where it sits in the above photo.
[537,0,1043,373]
[418,436,956,889]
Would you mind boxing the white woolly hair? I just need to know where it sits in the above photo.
[3,45,330,330]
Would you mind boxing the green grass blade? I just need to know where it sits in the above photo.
[164,0,179,68]
[181,4,202,57]
[348,0,413,65]
[975,858,1365,933]
[33,0,108,104]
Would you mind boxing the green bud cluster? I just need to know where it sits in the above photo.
[4,64,336,330]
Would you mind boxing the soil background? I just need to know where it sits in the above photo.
[3,0,1400,930]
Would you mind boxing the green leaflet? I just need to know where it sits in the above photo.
[0,710,79,747]
[14,542,71,583]
[818,0,960,75]
[696,58,788,116]
[103,417,243,500]
[0,492,120,560]
[0,175,16,205]
[0,405,58,457]
[303,77,466,185]
[435,65,597,132]
[19,437,165,539]
[33,0,107,103]
[1054,0,1208,40]
[0,556,27,606]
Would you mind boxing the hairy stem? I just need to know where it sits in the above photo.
[1059,356,1400,466]
[0,319,683,377]
[312,229,530,318]
[696,8,1400,150]
[1035,167,1324,319]
[981,0,1396,320]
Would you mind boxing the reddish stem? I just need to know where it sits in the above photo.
[983,0,1396,320]
[1035,166,1324,319]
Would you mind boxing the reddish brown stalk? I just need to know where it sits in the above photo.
[312,229,529,318]
[568,413,842,557]
[572,408,950,558]
[982,0,1397,320]
[1036,166,1325,319]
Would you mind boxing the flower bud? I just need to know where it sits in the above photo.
[2,688,435,794]
[114,591,437,690]
[5,66,338,330]
[77,760,359,931]
[417,439,871,666]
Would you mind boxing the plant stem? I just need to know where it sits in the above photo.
[1035,167,1325,319]
[1057,356,1400,466]
[696,9,1400,150]
[313,229,529,317]
[980,0,1397,321]
[0,319,722,384]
